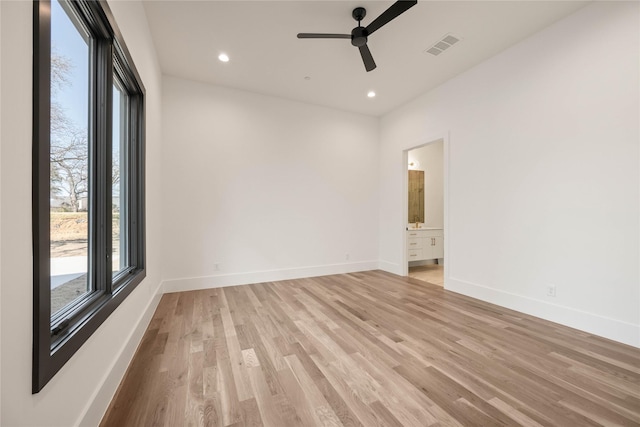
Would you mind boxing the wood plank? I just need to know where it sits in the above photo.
[101,270,640,427]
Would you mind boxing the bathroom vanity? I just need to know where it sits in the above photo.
[407,227,444,262]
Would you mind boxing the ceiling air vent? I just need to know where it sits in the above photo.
[425,34,460,56]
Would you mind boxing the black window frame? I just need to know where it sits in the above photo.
[32,0,146,393]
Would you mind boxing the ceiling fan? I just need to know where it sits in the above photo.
[297,1,418,72]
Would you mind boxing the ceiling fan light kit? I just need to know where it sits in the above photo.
[297,0,418,72]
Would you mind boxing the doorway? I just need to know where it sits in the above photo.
[402,137,448,287]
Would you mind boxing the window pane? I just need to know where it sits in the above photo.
[112,81,128,276]
[50,0,91,315]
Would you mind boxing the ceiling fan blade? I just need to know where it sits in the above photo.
[365,0,417,36]
[297,33,351,39]
[358,44,377,72]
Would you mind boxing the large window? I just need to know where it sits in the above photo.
[33,0,145,392]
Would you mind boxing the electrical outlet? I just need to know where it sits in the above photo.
[546,284,556,297]
[214,263,220,271]
[345,253,350,261]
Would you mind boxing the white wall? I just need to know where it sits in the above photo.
[162,76,379,291]
[1,2,638,425]
[0,1,164,426]
[408,140,444,228]
[379,1,640,347]
[0,1,3,420]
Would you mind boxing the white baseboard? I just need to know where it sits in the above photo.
[162,261,379,293]
[74,266,639,427]
[377,260,402,276]
[76,281,164,427]
[446,276,640,348]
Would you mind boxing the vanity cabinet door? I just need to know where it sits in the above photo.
[408,230,443,261]
[431,236,444,258]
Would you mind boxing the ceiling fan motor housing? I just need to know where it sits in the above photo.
[351,27,368,47]
[351,7,368,47]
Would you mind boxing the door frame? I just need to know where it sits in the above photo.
[401,133,450,287]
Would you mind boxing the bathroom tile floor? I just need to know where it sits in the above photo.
[409,263,444,286]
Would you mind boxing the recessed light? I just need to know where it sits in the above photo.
[218,53,230,63]
[367,91,376,98]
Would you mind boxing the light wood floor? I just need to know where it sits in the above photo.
[101,270,640,427]
[408,264,444,286]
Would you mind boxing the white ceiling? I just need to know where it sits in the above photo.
[142,1,588,117]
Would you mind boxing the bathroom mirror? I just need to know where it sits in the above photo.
[408,170,424,223]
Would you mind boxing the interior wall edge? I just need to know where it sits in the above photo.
[162,261,379,294]
[0,0,3,421]
[378,1,639,349]
[377,260,403,276]
[75,283,164,427]
[446,277,640,348]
